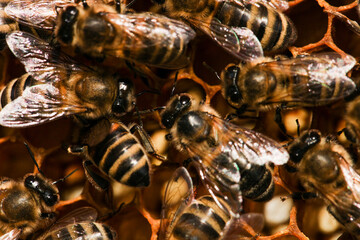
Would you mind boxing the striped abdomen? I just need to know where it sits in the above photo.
[92,124,150,187]
[119,17,192,68]
[214,1,297,52]
[0,74,37,111]
[43,222,116,240]
[170,196,231,240]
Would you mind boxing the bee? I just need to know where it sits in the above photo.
[286,129,360,238]
[0,31,136,128]
[38,207,117,240]
[160,93,289,212]
[0,144,59,240]
[153,0,297,60]
[221,52,356,112]
[159,167,264,240]
[343,95,360,145]
[5,0,196,69]
[68,122,158,188]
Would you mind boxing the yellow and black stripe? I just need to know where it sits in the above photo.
[92,123,150,187]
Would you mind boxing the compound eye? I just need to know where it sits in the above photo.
[226,85,242,104]
[24,175,38,190]
[112,98,126,115]
[161,111,175,129]
[224,65,239,81]
[179,95,190,106]
[305,131,321,147]
[43,190,58,206]
[63,6,78,24]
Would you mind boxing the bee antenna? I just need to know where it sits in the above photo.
[125,0,137,10]
[135,89,161,98]
[296,119,300,137]
[202,61,221,82]
[135,106,166,116]
[170,71,179,98]
[134,104,144,128]
[24,142,45,176]
[52,169,78,185]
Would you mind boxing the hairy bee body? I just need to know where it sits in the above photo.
[55,4,195,68]
[221,53,356,110]
[156,0,296,53]
[89,123,151,187]
[160,94,288,211]
[0,31,137,128]
[287,129,360,238]
[0,174,59,239]
[42,222,116,240]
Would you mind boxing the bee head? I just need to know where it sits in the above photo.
[288,129,321,164]
[112,78,135,117]
[161,94,192,129]
[57,5,79,44]
[221,65,243,108]
[24,174,59,207]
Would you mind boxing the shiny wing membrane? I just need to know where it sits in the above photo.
[101,12,196,68]
[258,52,356,104]
[188,17,264,61]
[159,167,194,240]
[0,229,21,240]
[221,213,265,240]
[5,0,72,29]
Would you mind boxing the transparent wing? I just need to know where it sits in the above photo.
[159,167,194,240]
[5,0,72,29]
[0,84,87,128]
[221,213,265,240]
[257,53,356,105]
[0,229,21,240]
[39,207,98,240]
[6,31,86,83]
[102,12,196,68]
[189,17,263,61]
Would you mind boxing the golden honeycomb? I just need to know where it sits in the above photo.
[0,0,360,239]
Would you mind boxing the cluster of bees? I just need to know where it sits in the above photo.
[0,0,360,239]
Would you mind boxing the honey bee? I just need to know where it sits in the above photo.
[38,207,117,240]
[160,93,289,212]
[69,122,158,188]
[160,167,264,240]
[5,0,196,69]
[221,52,356,112]
[286,129,360,238]
[153,0,297,60]
[0,31,136,128]
[0,145,59,240]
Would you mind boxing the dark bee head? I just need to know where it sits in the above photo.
[221,65,243,107]
[161,94,192,129]
[56,6,79,44]
[288,129,321,164]
[24,174,59,207]
[82,13,114,45]
[112,78,135,117]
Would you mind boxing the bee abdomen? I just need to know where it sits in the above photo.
[240,165,275,201]
[43,222,116,240]
[172,201,227,240]
[215,2,296,52]
[0,74,35,110]
[93,127,150,187]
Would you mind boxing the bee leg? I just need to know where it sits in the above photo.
[129,123,167,161]
[83,160,112,191]
[291,191,317,200]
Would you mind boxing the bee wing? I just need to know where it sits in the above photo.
[6,31,86,83]
[221,213,265,240]
[0,83,87,127]
[258,53,356,105]
[39,207,98,240]
[0,229,21,240]
[4,0,71,29]
[211,115,289,166]
[101,12,196,69]
[188,17,263,61]
[159,167,194,240]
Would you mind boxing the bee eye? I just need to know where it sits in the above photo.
[224,66,239,80]
[43,190,58,206]
[226,85,242,103]
[24,175,38,189]
[63,6,78,24]
[305,131,321,147]
[179,95,190,106]
[161,112,175,129]
[112,98,127,114]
